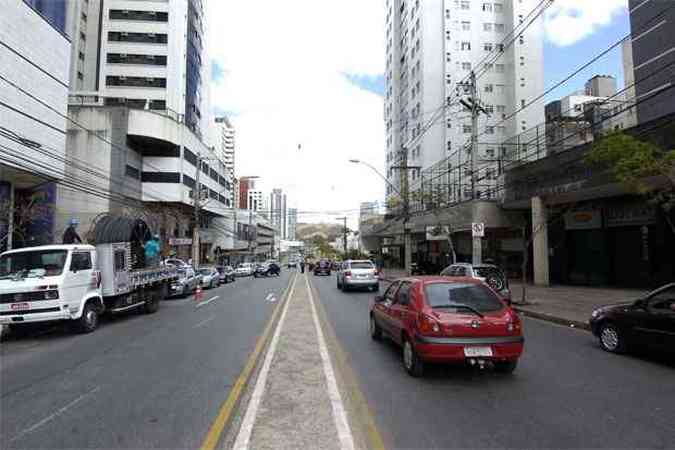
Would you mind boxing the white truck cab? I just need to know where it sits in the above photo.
[0,245,103,332]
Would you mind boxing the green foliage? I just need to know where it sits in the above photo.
[586,132,675,231]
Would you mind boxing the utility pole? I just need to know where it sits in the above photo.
[461,71,489,266]
[391,154,419,276]
[337,216,348,255]
[192,153,202,267]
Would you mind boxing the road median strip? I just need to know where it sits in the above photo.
[199,273,296,450]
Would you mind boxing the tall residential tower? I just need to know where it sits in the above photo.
[384,0,544,203]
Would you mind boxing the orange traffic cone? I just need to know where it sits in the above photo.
[194,286,203,302]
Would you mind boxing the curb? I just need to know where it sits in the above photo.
[513,307,590,331]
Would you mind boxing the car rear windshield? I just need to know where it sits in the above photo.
[350,262,374,269]
[425,283,503,312]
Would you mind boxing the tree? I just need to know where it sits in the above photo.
[585,132,675,234]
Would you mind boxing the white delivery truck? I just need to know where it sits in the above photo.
[0,216,177,334]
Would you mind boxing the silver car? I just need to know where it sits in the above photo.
[336,260,379,292]
[439,263,511,303]
[235,263,254,277]
[198,267,220,289]
[169,266,200,297]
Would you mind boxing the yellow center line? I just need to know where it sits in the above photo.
[199,272,297,450]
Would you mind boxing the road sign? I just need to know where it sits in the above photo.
[472,222,485,238]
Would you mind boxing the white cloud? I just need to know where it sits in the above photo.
[207,0,386,227]
[545,0,628,46]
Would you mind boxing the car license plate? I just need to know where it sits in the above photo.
[463,346,493,357]
[11,302,30,311]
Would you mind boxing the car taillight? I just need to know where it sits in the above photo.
[417,313,442,336]
[344,271,352,277]
[507,314,522,334]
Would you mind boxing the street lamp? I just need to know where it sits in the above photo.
[349,158,415,276]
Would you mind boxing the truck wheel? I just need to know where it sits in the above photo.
[144,291,160,314]
[74,302,99,333]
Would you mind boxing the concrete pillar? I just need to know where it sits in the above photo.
[531,196,550,286]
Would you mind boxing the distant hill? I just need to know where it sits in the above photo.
[296,223,342,242]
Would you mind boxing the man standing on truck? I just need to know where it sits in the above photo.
[62,218,83,244]
[143,235,161,267]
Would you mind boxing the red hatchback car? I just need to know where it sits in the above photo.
[369,276,524,376]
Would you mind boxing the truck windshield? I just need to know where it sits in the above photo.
[0,250,68,278]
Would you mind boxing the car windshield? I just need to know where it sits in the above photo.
[425,283,504,313]
[0,250,68,278]
[350,262,374,269]
[199,269,212,275]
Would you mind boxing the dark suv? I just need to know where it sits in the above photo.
[314,259,331,276]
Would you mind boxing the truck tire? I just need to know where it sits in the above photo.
[74,301,99,333]
[144,290,160,314]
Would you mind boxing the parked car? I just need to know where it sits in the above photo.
[254,262,281,278]
[235,263,254,277]
[337,260,379,292]
[216,265,236,283]
[169,266,200,297]
[589,283,675,355]
[440,263,511,303]
[198,267,220,289]
[369,277,524,377]
[164,258,189,268]
[314,259,332,276]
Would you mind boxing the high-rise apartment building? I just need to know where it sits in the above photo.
[248,190,264,213]
[628,0,675,125]
[269,188,287,239]
[384,0,544,202]
[215,116,236,181]
[287,208,298,240]
[69,0,212,138]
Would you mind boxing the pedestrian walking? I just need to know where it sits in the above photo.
[300,260,305,273]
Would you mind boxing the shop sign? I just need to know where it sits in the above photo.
[606,204,656,228]
[564,210,602,230]
[426,225,450,241]
[169,238,193,246]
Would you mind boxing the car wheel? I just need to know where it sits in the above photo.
[369,315,382,341]
[494,360,518,374]
[402,337,423,377]
[74,302,99,333]
[599,322,626,353]
[144,291,160,314]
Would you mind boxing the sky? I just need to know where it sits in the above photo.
[206,0,630,228]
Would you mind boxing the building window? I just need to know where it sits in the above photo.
[485,104,494,114]
[108,31,168,44]
[494,3,503,13]
[519,35,525,45]
[495,63,505,73]
[446,8,451,19]
[483,63,493,72]
[521,99,526,108]
[80,31,86,41]
[496,43,504,52]
[483,23,492,31]
[446,30,451,40]
[484,43,493,52]
[496,84,505,93]
[106,76,166,88]
[447,141,452,150]
[461,41,471,50]
[447,118,452,128]
[78,51,85,60]
[482,3,492,11]
[463,125,472,134]
[461,21,470,30]
[461,1,470,10]
[520,56,525,66]
[485,148,495,158]
[495,23,505,32]
[107,53,167,66]
[484,84,493,92]
[446,51,452,62]
[125,165,140,179]
[77,71,83,80]
[109,9,169,22]
[141,172,180,183]
[486,126,495,134]
[462,62,471,70]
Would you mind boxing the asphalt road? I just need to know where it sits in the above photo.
[1,271,293,449]
[311,274,675,449]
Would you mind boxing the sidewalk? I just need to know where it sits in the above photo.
[230,274,355,450]
[378,268,645,331]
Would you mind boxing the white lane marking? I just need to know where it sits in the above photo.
[265,293,274,301]
[195,295,220,309]
[193,316,215,329]
[233,275,297,450]
[305,274,355,450]
[10,386,101,442]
